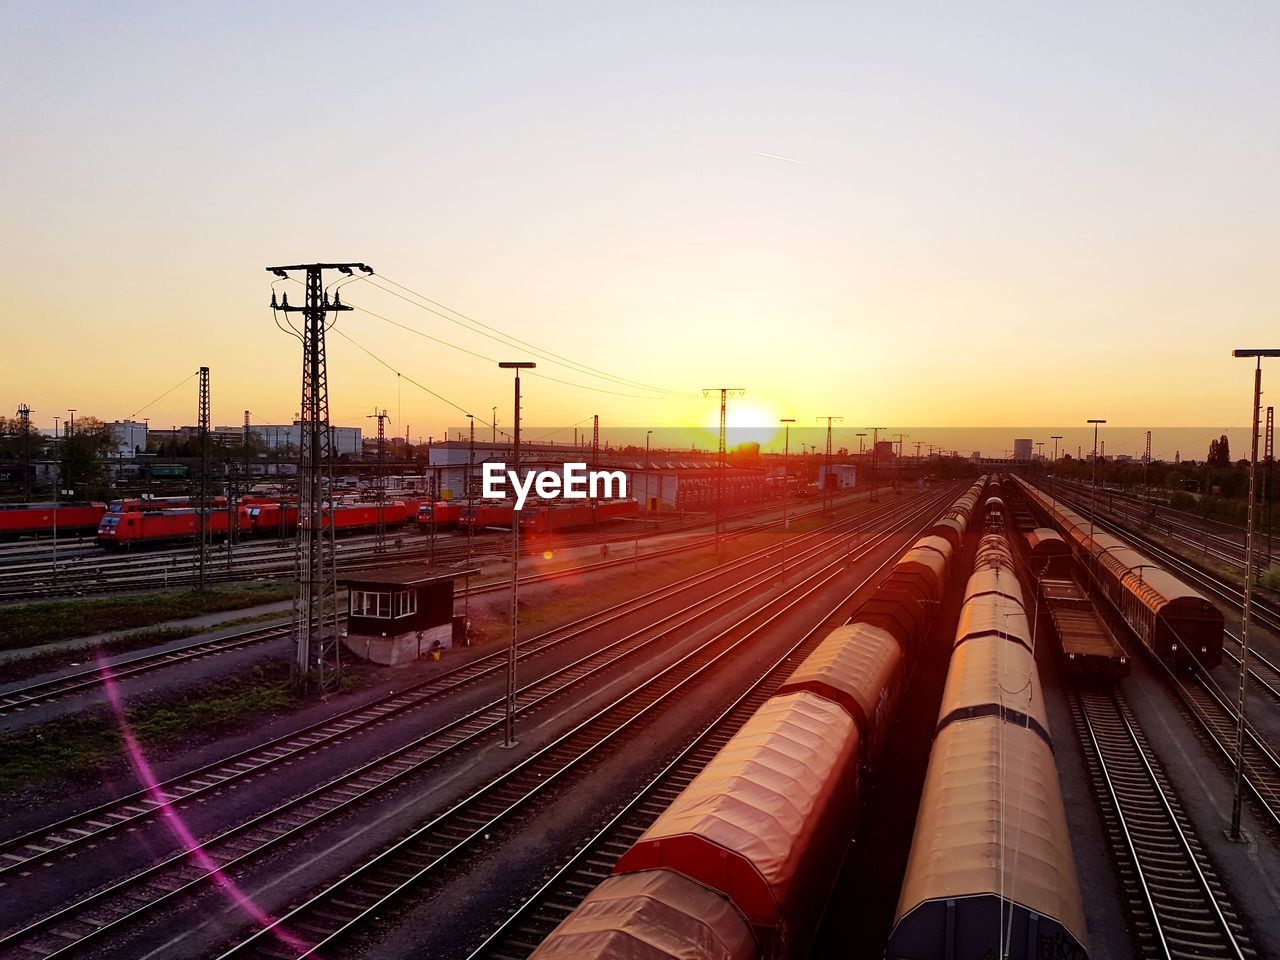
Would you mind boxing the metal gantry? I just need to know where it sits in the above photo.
[703,388,745,545]
[15,404,32,501]
[815,416,843,513]
[368,408,390,553]
[500,361,536,747]
[197,366,210,591]
[270,261,373,690]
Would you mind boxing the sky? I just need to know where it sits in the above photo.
[2,2,1277,445]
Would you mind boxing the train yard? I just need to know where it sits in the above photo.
[1,475,1279,959]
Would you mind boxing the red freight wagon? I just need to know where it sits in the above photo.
[0,502,106,539]
[613,691,861,957]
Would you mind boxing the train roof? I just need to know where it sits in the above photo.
[615,691,859,933]
[1026,527,1068,552]
[778,622,902,738]
[1122,567,1224,616]
[529,870,754,960]
[954,591,1033,653]
[962,568,1026,610]
[891,719,1087,957]
[936,634,1051,741]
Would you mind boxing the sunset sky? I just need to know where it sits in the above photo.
[2,2,1277,446]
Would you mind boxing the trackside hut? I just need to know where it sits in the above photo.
[338,564,477,666]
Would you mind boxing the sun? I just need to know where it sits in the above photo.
[703,401,782,450]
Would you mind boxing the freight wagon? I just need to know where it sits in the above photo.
[1014,477,1223,669]
[529,481,987,960]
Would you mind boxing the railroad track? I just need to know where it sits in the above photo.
[1174,663,1280,832]
[209,493,949,960]
[0,495,908,873]
[0,496,859,601]
[1048,485,1280,703]
[1046,486,1280,832]
[0,491,951,959]
[1073,689,1254,959]
[0,496,916,870]
[0,499,858,716]
[0,621,298,715]
[464,525,912,960]
[1055,480,1280,570]
[1223,631,1280,702]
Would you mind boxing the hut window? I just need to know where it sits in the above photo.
[351,590,391,618]
[394,590,417,618]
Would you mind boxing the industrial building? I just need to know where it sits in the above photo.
[107,420,149,458]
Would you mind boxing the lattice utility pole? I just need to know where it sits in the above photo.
[1266,407,1274,567]
[894,432,908,492]
[868,427,886,501]
[592,414,600,527]
[815,417,843,514]
[1144,430,1152,507]
[16,405,32,501]
[703,389,745,545]
[197,366,210,590]
[368,408,390,553]
[242,411,252,509]
[269,261,373,690]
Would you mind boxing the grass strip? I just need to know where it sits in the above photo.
[0,663,305,791]
[0,584,293,651]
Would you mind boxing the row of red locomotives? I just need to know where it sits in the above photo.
[528,478,989,959]
[97,499,425,549]
[0,495,241,540]
[441,499,640,533]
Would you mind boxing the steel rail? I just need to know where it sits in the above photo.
[0,493,881,714]
[1074,689,1252,960]
[211,492,951,959]
[0,490,951,959]
[0,494,911,874]
[464,505,935,960]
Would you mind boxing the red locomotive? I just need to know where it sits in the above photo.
[519,499,640,534]
[416,501,464,530]
[458,501,516,530]
[0,502,106,539]
[98,507,252,549]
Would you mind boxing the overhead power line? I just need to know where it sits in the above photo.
[360,273,692,398]
[331,327,510,441]
[128,369,200,420]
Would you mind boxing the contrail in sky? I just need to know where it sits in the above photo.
[753,151,808,164]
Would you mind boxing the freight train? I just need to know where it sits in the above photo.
[888,530,1088,959]
[528,479,988,960]
[1014,476,1224,668]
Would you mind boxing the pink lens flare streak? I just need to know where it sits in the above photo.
[97,654,312,955]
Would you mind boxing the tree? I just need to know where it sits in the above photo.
[1208,434,1231,467]
[60,416,114,496]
